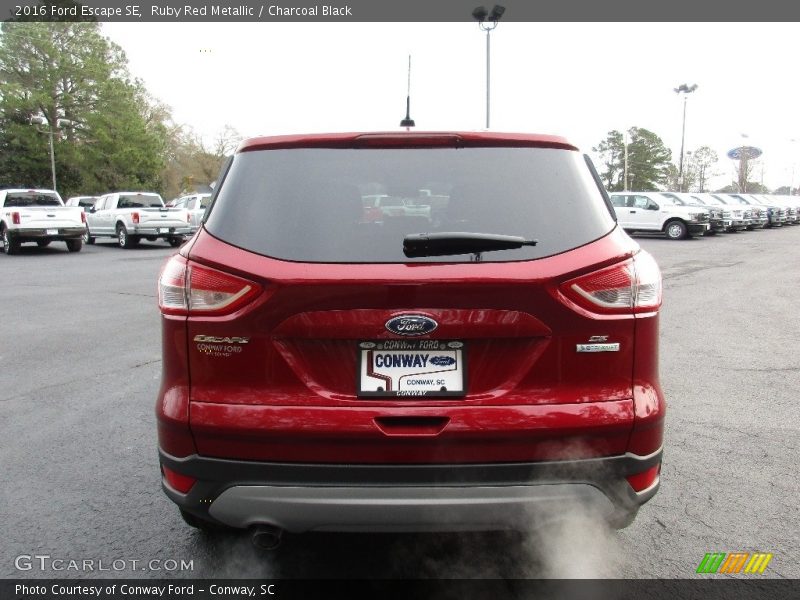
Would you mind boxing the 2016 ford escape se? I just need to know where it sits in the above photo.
[156,131,665,543]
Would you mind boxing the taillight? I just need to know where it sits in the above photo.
[132,212,140,224]
[158,255,261,316]
[162,465,196,494]
[186,211,191,223]
[558,251,662,316]
[158,255,188,314]
[12,212,20,225]
[80,211,86,224]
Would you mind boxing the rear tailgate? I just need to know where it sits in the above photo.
[11,206,83,229]
[185,229,639,464]
[139,207,189,228]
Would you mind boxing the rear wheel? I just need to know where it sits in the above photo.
[83,229,95,244]
[1,227,20,255]
[36,240,51,247]
[66,239,82,253]
[665,220,688,240]
[117,224,138,249]
[168,236,184,248]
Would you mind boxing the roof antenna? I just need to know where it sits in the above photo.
[399,54,415,128]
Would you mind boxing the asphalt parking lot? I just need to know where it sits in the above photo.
[1,228,798,580]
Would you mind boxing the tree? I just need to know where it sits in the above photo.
[687,146,718,192]
[716,181,769,194]
[0,21,169,197]
[593,127,673,191]
[626,128,673,191]
[161,124,242,199]
[592,129,625,190]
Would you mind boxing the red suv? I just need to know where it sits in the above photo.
[157,132,665,544]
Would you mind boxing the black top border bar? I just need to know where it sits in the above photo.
[2,0,800,22]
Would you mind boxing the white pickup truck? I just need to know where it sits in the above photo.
[0,188,86,255]
[85,191,191,249]
[608,191,711,240]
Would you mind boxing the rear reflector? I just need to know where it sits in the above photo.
[158,255,261,316]
[162,466,196,494]
[626,464,660,492]
[559,251,662,316]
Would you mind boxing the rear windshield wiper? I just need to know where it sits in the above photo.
[403,232,538,259]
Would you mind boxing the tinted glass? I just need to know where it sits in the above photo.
[206,147,616,263]
[199,195,212,208]
[4,192,62,207]
[78,197,98,208]
[118,193,163,208]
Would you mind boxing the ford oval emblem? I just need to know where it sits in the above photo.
[430,356,456,366]
[385,315,438,337]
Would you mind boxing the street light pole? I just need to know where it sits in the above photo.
[30,116,72,192]
[472,5,505,129]
[47,127,56,191]
[674,83,698,192]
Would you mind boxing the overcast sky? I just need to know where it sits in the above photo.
[103,22,800,190]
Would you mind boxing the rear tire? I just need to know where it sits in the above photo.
[37,240,51,247]
[66,239,82,253]
[168,236,183,248]
[1,227,19,255]
[117,224,138,249]
[665,220,688,240]
[83,229,95,245]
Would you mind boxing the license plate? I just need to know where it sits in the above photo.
[357,340,465,398]
[159,228,169,233]
[46,229,58,235]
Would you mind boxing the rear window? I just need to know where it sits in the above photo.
[4,192,62,207]
[77,197,98,208]
[206,147,616,263]
[118,194,163,208]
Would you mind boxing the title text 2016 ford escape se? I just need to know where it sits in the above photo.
[157,132,665,545]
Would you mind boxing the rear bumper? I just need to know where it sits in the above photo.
[160,447,662,532]
[7,227,85,241]
[131,225,191,236]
